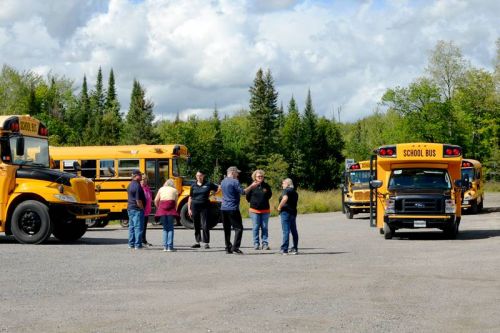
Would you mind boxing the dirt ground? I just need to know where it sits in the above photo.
[1,193,499,333]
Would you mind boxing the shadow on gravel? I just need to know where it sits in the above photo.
[392,229,500,241]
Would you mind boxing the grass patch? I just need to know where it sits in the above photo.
[485,181,500,192]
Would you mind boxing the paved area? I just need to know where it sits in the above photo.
[1,193,499,332]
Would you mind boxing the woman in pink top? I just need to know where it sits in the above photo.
[154,179,179,252]
[141,174,153,247]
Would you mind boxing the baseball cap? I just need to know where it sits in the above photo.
[131,169,142,176]
[227,166,241,173]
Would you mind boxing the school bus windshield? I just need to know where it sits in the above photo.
[388,168,451,190]
[461,168,475,181]
[349,170,371,184]
[172,157,189,177]
[9,136,50,168]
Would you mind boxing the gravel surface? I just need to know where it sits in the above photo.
[1,193,499,333]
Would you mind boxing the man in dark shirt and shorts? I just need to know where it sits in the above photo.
[220,166,258,254]
[127,169,146,249]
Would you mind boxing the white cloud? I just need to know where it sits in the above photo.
[0,0,498,123]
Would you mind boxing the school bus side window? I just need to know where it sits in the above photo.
[81,160,96,179]
[62,160,78,175]
[53,160,60,170]
[159,160,169,186]
[118,159,139,178]
[100,160,115,177]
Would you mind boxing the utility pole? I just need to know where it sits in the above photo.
[337,105,342,123]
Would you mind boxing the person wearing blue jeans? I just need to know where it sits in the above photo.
[127,170,146,250]
[161,215,175,250]
[246,170,272,250]
[277,178,299,255]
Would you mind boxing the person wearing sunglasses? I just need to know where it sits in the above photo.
[246,169,273,250]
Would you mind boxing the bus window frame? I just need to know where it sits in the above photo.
[117,159,140,178]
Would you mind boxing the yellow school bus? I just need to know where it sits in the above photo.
[0,115,103,244]
[342,160,372,219]
[461,159,484,214]
[369,143,463,239]
[50,144,220,229]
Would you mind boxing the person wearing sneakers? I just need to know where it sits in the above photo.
[127,169,146,250]
[154,179,179,252]
[220,166,259,254]
[188,170,219,249]
[277,178,299,255]
[246,169,272,250]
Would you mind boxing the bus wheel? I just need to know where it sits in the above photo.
[345,208,354,219]
[120,219,129,228]
[97,219,109,228]
[86,219,99,228]
[11,200,52,244]
[383,223,393,239]
[478,197,484,212]
[179,203,194,229]
[208,205,221,229]
[444,218,459,239]
[53,218,87,242]
[470,200,478,214]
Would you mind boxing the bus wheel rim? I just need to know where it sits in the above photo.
[19,210,42,236]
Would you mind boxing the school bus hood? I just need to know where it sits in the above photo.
[16,167,78,186]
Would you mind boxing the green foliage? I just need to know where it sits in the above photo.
[262,153,289,189]
[122,79,156,144]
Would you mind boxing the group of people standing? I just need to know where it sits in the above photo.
[126,166,299,255]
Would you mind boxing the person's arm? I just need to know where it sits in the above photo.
[243,181,258,194]
[277,195,288,212]
[267,184,272,199]
[188,196,193,217]
[135,185,144,210]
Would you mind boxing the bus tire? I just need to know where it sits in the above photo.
[179,202,194,229]
[97,219,109,228]
[470,200,478,214]
[120,219,129,228]
[53,218,87,242]
[86,219,99,228]
[383,223,393,239]
[478,197,483,212]
[11,200,52,244]
[444,218,459,239]
[208,204,221,229]
[345,208,354,219]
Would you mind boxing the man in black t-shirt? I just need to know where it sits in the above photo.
[127,169,146,250]
[188,171,219,249]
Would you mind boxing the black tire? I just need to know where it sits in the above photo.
[208,204,221,229]
[97,219,109,228]
[443,218,459,239]
[470,199,478,214]
[11,200,52,244]
[345,208,354,219]
[478,197,484,212]
[179,202,194,229]
[53,218,87,242]
[120,219,129,228]
[383,222,393,239]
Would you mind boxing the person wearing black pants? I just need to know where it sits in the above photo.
[188,171,218,249]
[220,166,258,254]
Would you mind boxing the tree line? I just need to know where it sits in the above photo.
[0,39,498,188]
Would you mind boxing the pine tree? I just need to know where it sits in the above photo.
[102,68,122,144]
[89,67,106,144]
[281,96,306,185]
[122,79,156,144]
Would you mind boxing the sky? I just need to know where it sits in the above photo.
[0,0,498,122]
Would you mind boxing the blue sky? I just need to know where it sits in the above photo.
[0,0,498,122]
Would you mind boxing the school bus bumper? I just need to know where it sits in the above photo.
[49,203,108,220]
[385,215,455,229]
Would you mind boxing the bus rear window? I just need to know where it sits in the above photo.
[389,169,451,190]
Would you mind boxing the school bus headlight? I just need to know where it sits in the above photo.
[464,194,472,200]
[385,199,395,214]
[54,194,77,203]
[445,199,456,213]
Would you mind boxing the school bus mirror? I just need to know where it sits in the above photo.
[73,161,81,171]
[370,180,383,189]
[16,137,24,156]
[107,167,116,177]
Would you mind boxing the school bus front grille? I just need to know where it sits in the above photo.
[396,198,443,214]
[353,190,370,201]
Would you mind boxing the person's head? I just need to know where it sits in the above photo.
[140,173,148,186]
[195,170,206,183]
[132,169,142,181]
[165,179,175,188]
[226,166,241,179]
[252,169,265,182]
[282,178,294,189]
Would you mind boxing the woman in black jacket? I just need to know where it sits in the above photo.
[246,169,272,250]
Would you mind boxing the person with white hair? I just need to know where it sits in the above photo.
[277,178,299,255]
[154,179,179,252]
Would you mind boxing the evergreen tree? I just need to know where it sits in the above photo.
[89,67,106,144]
[281,96,306,184]
[67,75,91,145]
[102,68,123,144]
[122,79,156,144]
[248,68,280,166]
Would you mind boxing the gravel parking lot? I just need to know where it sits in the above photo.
[1,193,499,333]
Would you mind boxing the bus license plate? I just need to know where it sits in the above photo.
[414,220,426,228]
